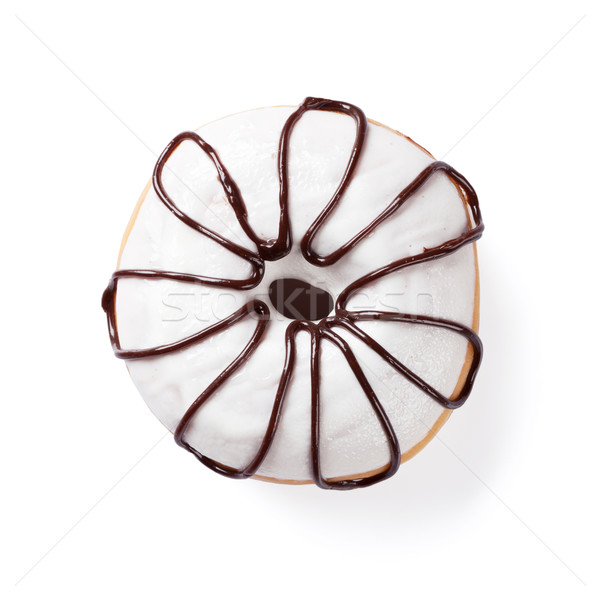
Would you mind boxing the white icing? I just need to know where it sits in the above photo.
[116,105,477,482]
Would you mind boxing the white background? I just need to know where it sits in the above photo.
[2,0,599,598]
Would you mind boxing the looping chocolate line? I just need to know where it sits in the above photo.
[312,325,401,489]
[102,276,267,359]
[279,97,368,267]
[102,97,484,489]
[336,161,484,310]
[154,130,283,263]
[173,300,271,478]
[322,311,483,410]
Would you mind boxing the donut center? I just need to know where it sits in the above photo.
[268,278,333,321]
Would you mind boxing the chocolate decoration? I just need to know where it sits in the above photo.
[268,278,334,321]
[102,97,484,490]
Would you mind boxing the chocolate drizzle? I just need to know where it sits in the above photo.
[102,97,484,490]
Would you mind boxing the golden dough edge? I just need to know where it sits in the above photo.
[114,112,481,486]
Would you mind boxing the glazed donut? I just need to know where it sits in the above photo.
[102,97,483,490]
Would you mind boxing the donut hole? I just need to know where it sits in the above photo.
[268,277,333,321]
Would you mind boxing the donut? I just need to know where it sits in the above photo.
[101,97,484,490]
